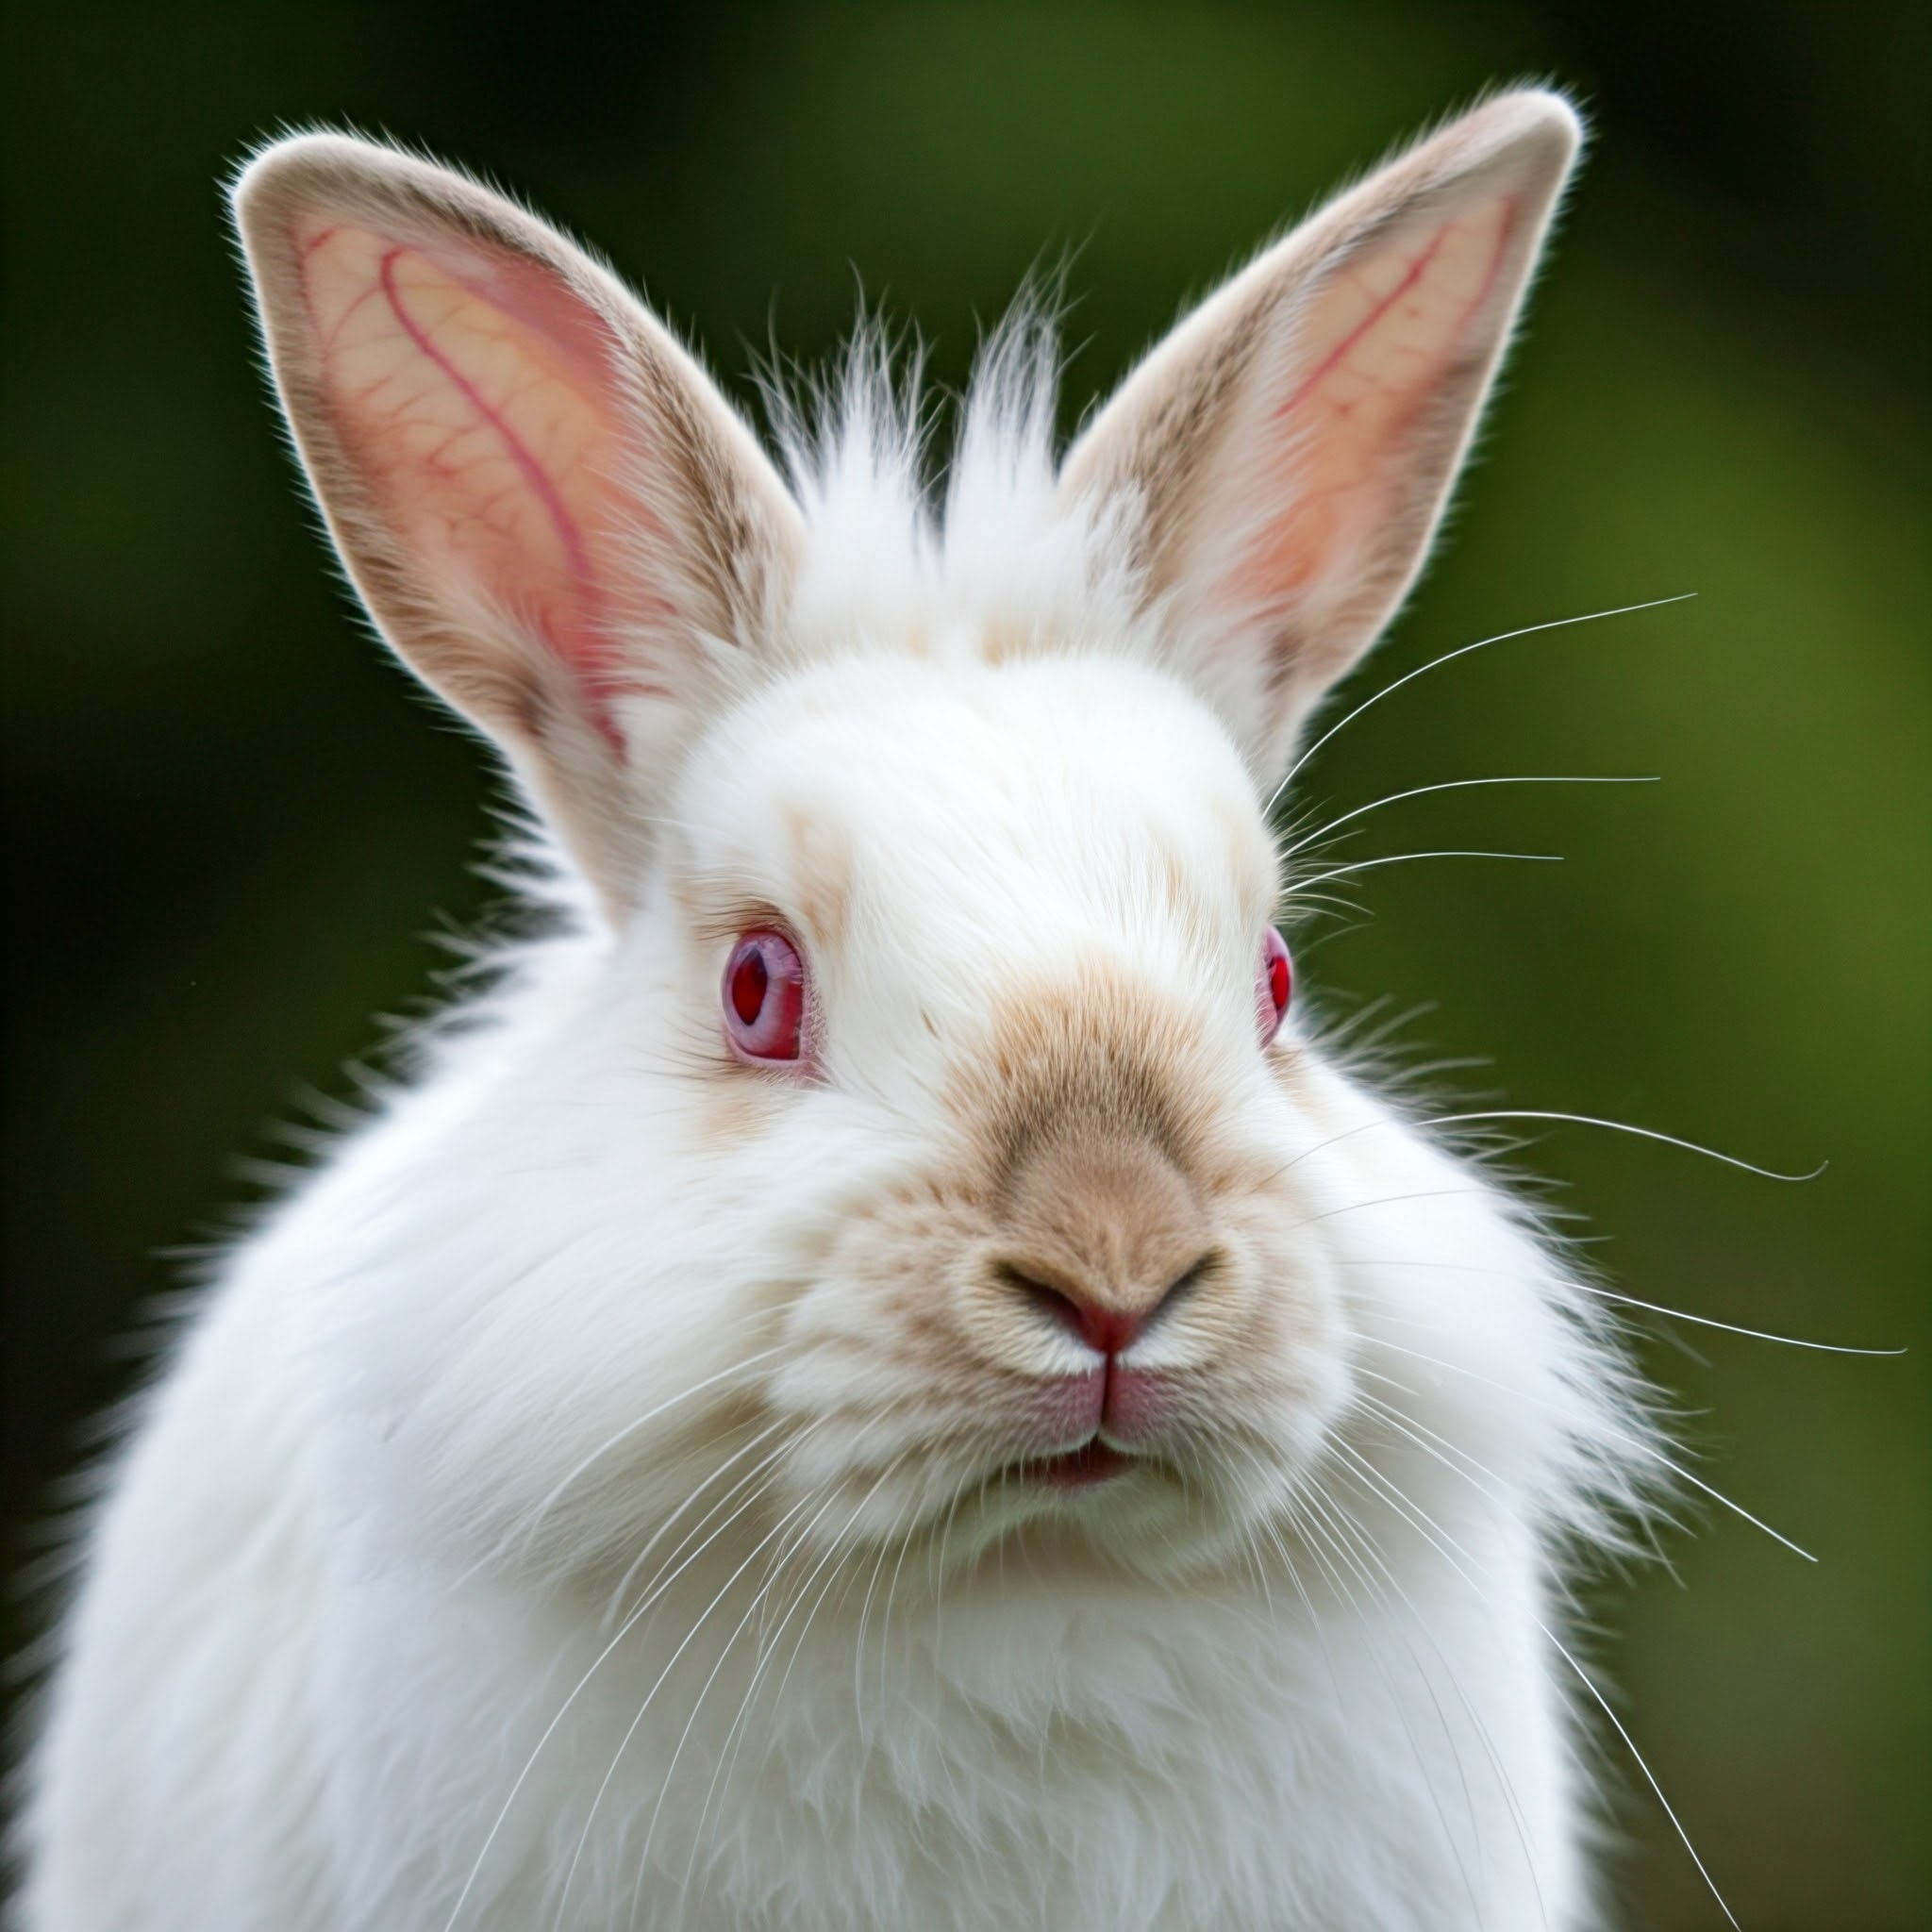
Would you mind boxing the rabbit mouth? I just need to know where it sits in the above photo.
[1024,1440,1137,1490]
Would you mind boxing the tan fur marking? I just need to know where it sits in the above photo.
[993,1134,1213,1321]
[783,804,853,950]
[977,614,1045,668]
[957,972,1222,1191]
[696,1082,778,1147]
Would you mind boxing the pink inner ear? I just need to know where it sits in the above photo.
[1240,193,1518,613]
[296,218,667,745]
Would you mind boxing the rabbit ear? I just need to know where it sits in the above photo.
[233,133,805,919]
[1058,91,1581,785]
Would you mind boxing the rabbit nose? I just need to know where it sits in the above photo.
[997,1257,1212,1356]
[991,1133,1215,1355]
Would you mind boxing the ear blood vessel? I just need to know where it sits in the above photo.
[20,94,1677,1932]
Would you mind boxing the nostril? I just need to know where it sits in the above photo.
[1160,1249,1220,1313]
[993,1263,1091,1341]
[992,1252,1220,1357]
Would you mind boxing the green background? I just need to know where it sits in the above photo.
[3,5,1924,1924]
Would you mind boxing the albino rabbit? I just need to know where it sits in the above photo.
[19,91,1667,1930]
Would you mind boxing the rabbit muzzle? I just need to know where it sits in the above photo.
[991,1127,1219,1464]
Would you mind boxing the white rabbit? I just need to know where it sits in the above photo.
[16,91,1664,1931]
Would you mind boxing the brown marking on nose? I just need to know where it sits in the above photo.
[991,1133,1216,1354]
[960,972,1217,1185]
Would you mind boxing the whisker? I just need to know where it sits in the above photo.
[637,1453,906,1922]
[1313,1470,1552,1927]
[1369,1334,1816,1562]
[1301,1480,1491,1907]
[1280,1467,1486,1920]
[1286,1187,1489,1231]
[605,1421,800,1625]
[873,1478,924,1715]
[1345,1253,1902,1356]
[513,1341,792,1561]
[1274,1104,1823,1192]
[1353,1008,1441,1055]
[544,1463,796,1928]
[1568,1285,1899,1355]
[563,1484,827,1928]
[1283,774,1657,859]
[849,1477,916,1732]
[1414,1108,1824,1184]
[444,1435,811,1932]
[1326,1438,1738,1929]
[1269,592,1697,809]
[1291,849,1562,894]
[719,1458,911,1825]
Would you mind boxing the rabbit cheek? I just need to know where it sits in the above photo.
[1223,1207,1355,1435]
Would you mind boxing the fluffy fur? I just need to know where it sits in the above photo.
[17,92,1660,1930]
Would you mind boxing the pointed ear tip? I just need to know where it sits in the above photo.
[234,130,361,194]
[1464,88,1587,170]
[231,132,365,232]
[229,129,451,239]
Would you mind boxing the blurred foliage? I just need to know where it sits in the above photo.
[2,4,1925,1925]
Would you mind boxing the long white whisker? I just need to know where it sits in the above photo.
[1328,1438,1738,1928]
[1370,1334,1816,1562]
[1276,1104,1821,1190]
[556,1483,826,1929]
[543,1462,794,1930]
[1301,1478,1491,1906]
[1291,849,1562,894]
[689,1453,915,1886]
[850,1476,914,1731]
[1416,1109,1824,1184]
[1350,1382,1512,1507]
[1286,1470,1485,1919]
[1312,1464,1551,1927]
[1346,1253,1901,1356]
[633,1458,896,1924]
[516,1342,791,1560]
[1269,593,1697,808]
[1283,774,1657,858]
[605,1420,799,1624]
[443,1428,809,1932]
[1287,1187,1489,1231]
[873,1474,924,1715]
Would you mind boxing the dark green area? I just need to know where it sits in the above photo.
[3,5,1924,1924]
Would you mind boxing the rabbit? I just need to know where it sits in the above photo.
[14,89,1664,1931]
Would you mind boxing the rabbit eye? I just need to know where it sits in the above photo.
[723,929,807,1064]
[1257,926,1292,1046]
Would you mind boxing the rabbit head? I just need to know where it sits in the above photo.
[233,92,1634,1607]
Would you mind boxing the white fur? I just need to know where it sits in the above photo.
[18,96,1657,1932]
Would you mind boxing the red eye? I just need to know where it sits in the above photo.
[1257,926,1292,1046]
[723,929,808,1065]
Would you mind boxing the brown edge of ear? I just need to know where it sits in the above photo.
[1057,87,1585,585]
[231,133,810,717]
[230,131,808,924]
[230,132,636,736]
[229,133,656,923]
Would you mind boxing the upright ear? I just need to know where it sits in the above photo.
[1058,91,1581,785]
[233,133,804,919]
